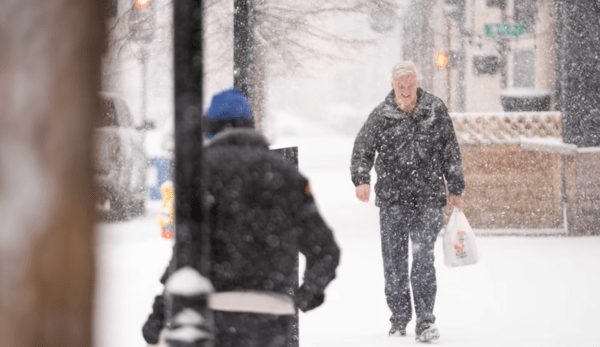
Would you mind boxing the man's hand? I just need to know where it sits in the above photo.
[449,195,463,211]
[356,184,370,202]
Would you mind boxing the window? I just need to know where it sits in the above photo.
[514,0,536,33]
[486,0,506,10]
[473,54,499,75]
[513,50,535,87]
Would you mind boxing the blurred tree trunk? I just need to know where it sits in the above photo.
[232,0,265,133]
[252,42,266,133]
[0,0,104,346]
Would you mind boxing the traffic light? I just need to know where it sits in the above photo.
[436,51,449,69]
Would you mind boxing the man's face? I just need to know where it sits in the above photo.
[392,73,419,106]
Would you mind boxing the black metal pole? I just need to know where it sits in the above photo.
[234,0,254,101]
[173,0,207,283]
[167,1,214,346]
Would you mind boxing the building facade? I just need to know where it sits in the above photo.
[403,0,557,114]
[402,0,600,234]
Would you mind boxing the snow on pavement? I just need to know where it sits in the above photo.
[95,115,600,347]
[287,124,600,347]
[94,206,173,347]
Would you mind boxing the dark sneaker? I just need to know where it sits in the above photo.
[389,322,407,337]
[415,321,440,342]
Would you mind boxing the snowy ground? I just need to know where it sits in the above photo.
[95,114,600,347]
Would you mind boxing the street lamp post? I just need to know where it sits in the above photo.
[131,0,155,127]
[166,0,215,346]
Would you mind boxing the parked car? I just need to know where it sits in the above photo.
[94,92,153,221]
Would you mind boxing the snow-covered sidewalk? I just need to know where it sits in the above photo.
[300,234,600,347]
[95,120,600,347]
[291,130,600,347]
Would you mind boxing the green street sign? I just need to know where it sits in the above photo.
[484,23,525,37]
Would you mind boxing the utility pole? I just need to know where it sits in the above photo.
[166,0,215,346]
[233,0,255,115]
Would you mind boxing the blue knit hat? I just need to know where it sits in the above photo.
[204,87,254,139]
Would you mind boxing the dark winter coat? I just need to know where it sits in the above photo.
[351,88,465,208]
[160,128,340,299]
[143,129,340,344]
[200,128,340,301]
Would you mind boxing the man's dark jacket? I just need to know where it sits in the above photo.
[351,88,465,208]
[202,128,339,299]
[143,128,340,344]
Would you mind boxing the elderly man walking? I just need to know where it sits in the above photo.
[350,61,465,342]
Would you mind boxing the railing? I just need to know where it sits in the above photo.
[450,111,563,143]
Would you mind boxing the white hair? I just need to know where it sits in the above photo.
[391,61,420,83]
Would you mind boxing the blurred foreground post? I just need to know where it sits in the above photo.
[167,0,214,346]
[0,0,104,346]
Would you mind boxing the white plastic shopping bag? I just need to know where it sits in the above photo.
[443,207,478,267]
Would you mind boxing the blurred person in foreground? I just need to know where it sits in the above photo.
[350,61,465,342]
[143,87,340,347]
